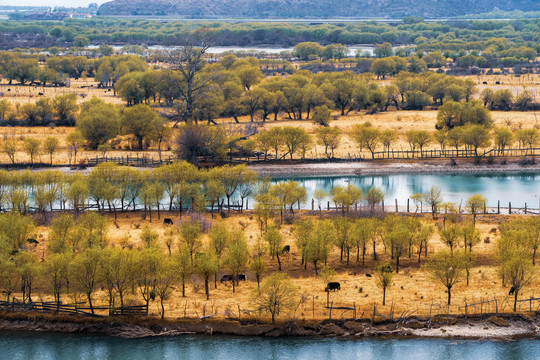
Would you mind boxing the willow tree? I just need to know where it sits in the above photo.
[375,262,393,305]
[195,248,219,300]
[252,272,298,324]
[466,194,486,225]
[224,229,249,292]
[425,250,465,305]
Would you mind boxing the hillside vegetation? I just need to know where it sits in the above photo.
[97,0,540,18]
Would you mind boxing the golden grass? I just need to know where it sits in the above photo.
[21,211,540,321]
[1,73,539,163]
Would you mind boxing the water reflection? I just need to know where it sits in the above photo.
[271,173,540,208]
[0,333,538,360]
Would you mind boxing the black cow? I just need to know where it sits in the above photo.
[7,89,10,92]
[482,82,488,85]
[38,92,44,96]
[282,245,290,254]
[325,282,341,292]
[26,238,39,245]
[508,286,515,295]
[163,218,174,225]
[495,81,501,85]
[365,273,372,277]
[220,275,234,283]
[236,274,246,281]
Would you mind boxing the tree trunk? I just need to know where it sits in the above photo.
[87,292,94,314]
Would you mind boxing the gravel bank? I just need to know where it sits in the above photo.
[250,160,540,177]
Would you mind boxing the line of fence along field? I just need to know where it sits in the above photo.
[1,145,540,170]
[0,300,147,318]
[228,146,540,164]
[308,197,539,216]
[1,296,538,323]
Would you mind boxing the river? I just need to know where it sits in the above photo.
[87,44,378,56]
[11,171,540,211]
[0,333,538,360]
[272,173,540,209]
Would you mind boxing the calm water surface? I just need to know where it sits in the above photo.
[272,173,540,208]
[1,333,538,360]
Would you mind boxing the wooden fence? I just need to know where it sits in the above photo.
[87,155,174,167]
[227,146,540,164]
[0,300,147,317]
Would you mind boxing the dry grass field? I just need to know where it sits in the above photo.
[1,73,540,164]
[0,78,124,106]
[23,211,540,322]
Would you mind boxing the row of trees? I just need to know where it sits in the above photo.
[244,120,540,161]
[3,17,540,52]
[0,162,258,216]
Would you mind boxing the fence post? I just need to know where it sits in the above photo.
[313,295,315,319]
[382,200,385,212]
[509,202,512,214]
[246,198,249,210]
[329,301,333,320]
[465,302,468,318]
[407,198,410,213]
[525,203,527,214]
[327,201,330,211]
[495,298,498,314]
[395,199,398,213]
[312,199,314,211]
[497,200,500,214]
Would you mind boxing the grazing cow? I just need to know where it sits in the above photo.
[26,238,39,245]
[236,274,246,281]
[508,286,515,295]
[325,282,341,292]
[7,89,10,92]
[38,92,44,96]
[281,245,290,254]
[220,275,234,283]
[163,218,174,225]
[108,89,112,92]
[495,81,501,85]
[365,273,372,277]
[482,82,488,85]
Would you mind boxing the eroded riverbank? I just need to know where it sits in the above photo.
[0,312,538,340]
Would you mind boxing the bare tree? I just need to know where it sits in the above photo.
[166,31,218,124]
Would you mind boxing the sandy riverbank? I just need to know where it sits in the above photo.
[250,159,540,177]
[0,312,537,340]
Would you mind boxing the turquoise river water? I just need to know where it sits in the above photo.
[269,173,540,209]
[0,333,538,360]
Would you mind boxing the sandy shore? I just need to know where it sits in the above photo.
[250,159,540,177]
[0,312,537,340]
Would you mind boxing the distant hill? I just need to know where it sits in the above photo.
[97,0,540,18]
